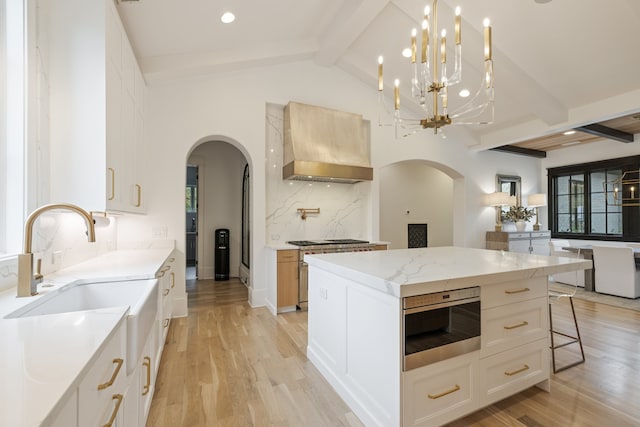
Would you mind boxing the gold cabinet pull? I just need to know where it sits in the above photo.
[108,168,115,201]
[102,394,123,427]
[163,318,170,328]
[505,287,530,294]
[427,384,460,400]
[97,358,124,390]
[169,257,175,262]
[170,272,175,288]
[505,364,530,376]
[142,356,151,396]
[161,266,171,272]
[156,270,165,278]
[135,184,142,207]
[504,320,529,330]
[163,289,170,296]
[156,266,170,279]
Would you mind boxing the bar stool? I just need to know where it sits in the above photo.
[548,249,586,373]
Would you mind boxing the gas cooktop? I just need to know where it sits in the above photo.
[287,239,370,247]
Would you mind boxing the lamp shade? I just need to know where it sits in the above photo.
[486,191,511,207]
[527,193,547,207]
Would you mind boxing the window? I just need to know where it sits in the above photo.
[1,0,26,256]
[549,156,640,241]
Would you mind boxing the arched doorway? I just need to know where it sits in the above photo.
[186,140,250,285]
[379,160,461,249]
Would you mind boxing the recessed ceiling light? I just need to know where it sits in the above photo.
[221,12,235,24]
[563,130,576,135]
[459,89,470,98]
[534,0,552,4]
[402,48,412,58]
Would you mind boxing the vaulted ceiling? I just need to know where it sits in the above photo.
[116,0,640,152]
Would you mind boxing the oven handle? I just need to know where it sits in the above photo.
[403,296,480,315]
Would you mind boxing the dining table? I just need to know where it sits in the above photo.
[561,244,640,292]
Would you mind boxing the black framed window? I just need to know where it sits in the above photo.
[548,156,640,241]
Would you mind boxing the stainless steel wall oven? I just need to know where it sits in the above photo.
[403,286,481,371]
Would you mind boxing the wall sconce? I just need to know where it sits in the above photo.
[527,193,547,231]
[486,192,511,231]
[297,208,320,220]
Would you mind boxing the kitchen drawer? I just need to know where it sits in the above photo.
[78,322,126,427]
[482,277,547,309]
[481,297,548,356]
[479,338,549,406]
[402,352,478,427]
[530,231,550,239]
[507,233,530,240]
[277,249,299,263]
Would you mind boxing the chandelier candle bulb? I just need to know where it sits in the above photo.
[411,28,417,63]
[378,56,384,91]
[484,18,492,61]
[394,79,400,110]
[441,30,446,63]
[631,186,635,199]
[421,19,428,63]
[455,6,461,45]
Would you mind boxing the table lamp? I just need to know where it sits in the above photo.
[486,192,511,231]
[527,193,547,231]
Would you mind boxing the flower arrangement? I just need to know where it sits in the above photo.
[502,205,535,222]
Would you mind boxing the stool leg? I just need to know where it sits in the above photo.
[549,302,558,373]
[569,297,586,364]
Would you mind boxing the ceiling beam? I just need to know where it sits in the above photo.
[574,123,635,143]
[490,145,547,158]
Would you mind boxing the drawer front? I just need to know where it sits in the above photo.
[479,338,549,406]
[508,233,530,240]
[277,249,299,263]
[530,231,550,239]
[403,352,478,427]
[78,324,126,427]
[482,277,547,309]
[481,297,548,356]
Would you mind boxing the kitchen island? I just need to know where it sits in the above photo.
[305,246,590,427]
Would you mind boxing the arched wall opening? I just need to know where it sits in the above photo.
[379,159,465,249]
[185,135,253,289]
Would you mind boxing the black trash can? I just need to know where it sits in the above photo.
[214,228,230,281]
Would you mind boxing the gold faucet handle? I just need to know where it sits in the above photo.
[34,258,43,282]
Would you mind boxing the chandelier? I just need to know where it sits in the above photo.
[377,0,494,136]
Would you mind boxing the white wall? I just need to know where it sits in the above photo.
[114,59,545,312]
[380,161,454,249]
[188,141,246,280]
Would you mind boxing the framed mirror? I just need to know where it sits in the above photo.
[496,174,521,206]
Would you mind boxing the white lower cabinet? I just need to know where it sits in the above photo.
[400,276,551,426]
[78,322,127,427]
[479,338,549,406]
[402,352,478,427]
[45,253,175,427]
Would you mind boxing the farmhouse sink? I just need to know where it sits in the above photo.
[4,279,159,374]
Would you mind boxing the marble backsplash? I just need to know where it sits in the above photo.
[265,103,371,244]
[0,212,117,292]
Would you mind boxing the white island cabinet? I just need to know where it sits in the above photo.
[305,246,590,427]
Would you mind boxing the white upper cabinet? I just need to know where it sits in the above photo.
[47,0,146,213]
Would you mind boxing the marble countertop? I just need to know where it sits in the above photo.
[305,246,592,297]
[0,246,174,426]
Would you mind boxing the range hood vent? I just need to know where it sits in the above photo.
[283,102,373,184]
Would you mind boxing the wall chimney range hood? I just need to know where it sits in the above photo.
[283,102,373,184]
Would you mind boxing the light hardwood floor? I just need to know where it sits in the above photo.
[147,277,640,426]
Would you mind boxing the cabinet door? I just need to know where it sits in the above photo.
[403,352,478,427]
[277,250,299,308]
[508,238,530,254]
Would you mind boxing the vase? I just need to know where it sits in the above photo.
[515,220,526,232]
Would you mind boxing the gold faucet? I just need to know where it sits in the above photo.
[17,203,96,297]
